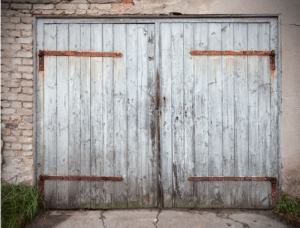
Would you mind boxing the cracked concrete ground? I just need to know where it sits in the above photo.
[26,209,292,228]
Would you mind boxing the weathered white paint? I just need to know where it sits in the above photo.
[37,18,280,209]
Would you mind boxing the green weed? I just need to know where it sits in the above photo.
[1,180,45,228]
[275,193,300,227]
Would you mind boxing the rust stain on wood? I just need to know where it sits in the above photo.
[188,176,277,206]
[38,175,123,197]
[190,50,275,56]
[38,50,123,72]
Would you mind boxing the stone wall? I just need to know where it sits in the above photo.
[1,0,300,198]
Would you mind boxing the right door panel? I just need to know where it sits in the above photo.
[159,22,277,208]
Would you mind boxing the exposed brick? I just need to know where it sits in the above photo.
[11,87,22,93]
[11,116,22,122]
[8,31,21,38]
[18,66,33,73]
[1,17,10,23]
[18,94,33,102]
[11,101,22,109]
[11,130,21,136]
[16,51,33,58]
[76,10,87,14]
[1,3,10,9]
[16,24,32,30]
[10,17,21,23]
[2,129,11,136]
[11,58,22,65]
[21,44,33,51]
[3,151,16,157]
[6,79,21,88]
[7,93,19,100]
[2,38,15,44]
[1,44,11,50]
[20,16,33,24]
[22,144,33,151]
[1,102,11,108]
[17,108,33,115]
[90,4,111,10]
[88,0,121,3]
[23,102,33,108]
[86,10,98,14]
[22,59,33,65]
[56,3,78,10]
[2,109,16,115]
[2,23,16,30]
[22,73,33,80]
[17,37,33,44]
[20,80,33,86]
[78,4,90,10]
[22,87,33,94]
[12,73,22,79]
[23,117,33,123]
[11,4,32,10]
[22,130,33,136]
[11,44,22,51]
[3,136,17,142]
[18,123,33,130]
[12,143,22,150]
[19,137,33,143]
[33,4,54,10]
[22,31,32,37]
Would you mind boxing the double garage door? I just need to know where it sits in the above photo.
[35,17,281,209]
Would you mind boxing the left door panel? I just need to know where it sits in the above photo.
[36,22,157,209]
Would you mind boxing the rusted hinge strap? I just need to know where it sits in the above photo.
[190,50,275,56]
[190,50,276,79]
[188,176,277,206]
[38,50,123,71]
[38,174,123,197]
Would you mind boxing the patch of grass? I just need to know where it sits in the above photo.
[1,179,45,228]
[275,193,300,227]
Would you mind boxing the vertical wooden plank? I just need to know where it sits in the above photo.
[68,24,81,209]
[137,24,150,207]
[160,23,173,207]
[127,24,139,207]
[233,23,249,208]
[43,24,57,209]
[207,23,224,208]
[270,18,280,205]
[36,19,44,191]
[90,24,104,209]
[258,23,271,208]
[183,22,195,207]
[147,24,157,207]
[56,24,69,209]
[247,23,260,208]
[221,23,235,208]
[102,24,114,208]
[113,24,127,208]
[194,23,209,208]
[80,24,91,208]
[171,23,184,207]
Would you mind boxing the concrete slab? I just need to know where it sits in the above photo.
[229,213,288,228]
[157,211,243,228]
[102,209,159,228]
[27,209,290,228]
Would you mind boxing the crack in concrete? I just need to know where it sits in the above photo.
[99,211,107,228]
[153,209,162,228]
[227,216,250,228]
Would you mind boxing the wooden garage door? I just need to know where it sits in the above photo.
[35,17,281,209]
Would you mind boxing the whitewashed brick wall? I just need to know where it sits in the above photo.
[1,0,133,186]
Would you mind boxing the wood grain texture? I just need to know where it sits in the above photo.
[37,19,279,209]
[56,24,69,209]
[68,24,81,209]
[43,24,57,209]
[90,23,104,209]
